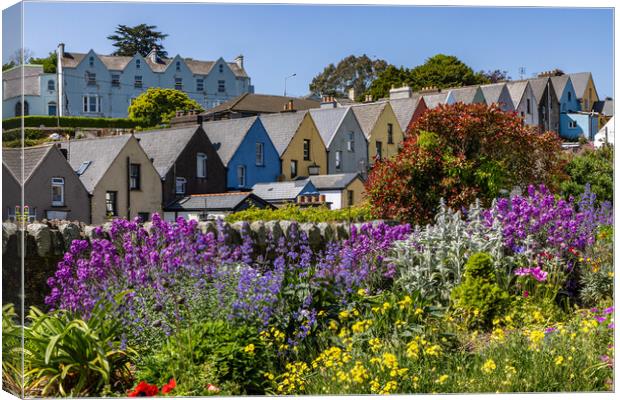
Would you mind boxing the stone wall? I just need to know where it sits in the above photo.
[2,219,394,311]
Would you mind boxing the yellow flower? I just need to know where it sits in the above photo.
[371,306,380,313]
[382,352,398,369]
[414,307,424,316]
[491,327,505,343]
[398,295,412,309]
[406,340,420,359]
[339,310,349,320]
[381,302,392,313]
[379,380,398,394]
[424,344,442,357]
[528,330,545,349]
[369,338,381,352]
[350,362,369,384]
[481,359,496,374]
[329,319,339,331]
[264,372,275,380]
[244,343,255,355]
[554,355,564,366]
[504,365,516,377]
[435,375,449,385]
[370,379,381,393]
[532,310,544,323]
[351,319,373,334]
[318,310,326,317]
[357,288,367,296]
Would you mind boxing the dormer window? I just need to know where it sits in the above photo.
[89,56,94,67]
[176,61,181,71]
[136,59,141,69]
[219,64,223,73]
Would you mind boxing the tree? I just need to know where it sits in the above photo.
[478,69,511,83]
[2,61,16,71]
[309,55,389,100]
[128,88,203,127]
[8,48,34,65]
[30,51,57,73]
[366,65,413,101]
[365,103,566,224]
[408,54,487,90]
[107,24,168,57]
[560,145,613,204]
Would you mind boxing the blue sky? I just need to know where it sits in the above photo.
[3,3,614,98]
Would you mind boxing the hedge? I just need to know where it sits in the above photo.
[2,116,139,130]
[225,203,374,223]
[2,127,75,142]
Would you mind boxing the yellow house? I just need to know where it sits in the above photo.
[62,134,162,225]
[260,111,327,180]
[351,102,404,163]
[309,173,366,209]
[569,72,599,112]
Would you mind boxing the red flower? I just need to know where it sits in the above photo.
[162,378,177,394]
[523,290,529,298]
[128,381,159,397]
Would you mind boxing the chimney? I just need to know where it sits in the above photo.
[320,95,337,109]
[282,99,296,113]
[148,45,158,63]
[389,86,412,100]
[348,87,356,101]
[419,86,440,94]
[57,43,65,59]
[234,55,244,70]
[364,94,373,103]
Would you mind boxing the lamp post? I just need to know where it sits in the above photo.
[284,73,296,96]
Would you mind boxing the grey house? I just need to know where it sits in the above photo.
[2,144,90,222]
[309,106,368,175]
[506,81,539,127]
[448,85,486,105]
[480,83,514,112]
[527,77,560,133]
[252,179,320,207]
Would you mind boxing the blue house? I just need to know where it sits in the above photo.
[561,112,599,141]
[202,116,280,189]
[551,75,579,113]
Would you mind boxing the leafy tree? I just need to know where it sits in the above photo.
[309,55,389,100]
[366,65,413,101]
[408,54,487,90]
[560,145,613,204]
[2,61,16,71]
[128,88,203,127]
[30,51,57,73]
[107,24,168,57]
[478,69,511,83]
[365,103,566,224]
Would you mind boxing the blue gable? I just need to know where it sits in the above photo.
[299,180,319,196]
[560,78,579,113]
[227,118,281,189]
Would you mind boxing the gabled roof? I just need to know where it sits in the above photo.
[527,77,550,103]
[202,93,320,116]
[2,64,44,100]
[2,144,54,184]
[350,102,387,139]
[550,75,571,100]
[480,83,508,104]
[252,179,318,202]
[567,72,595,98]
[389,96,422,131]
[201,117,258,166]
[259,111,308,156]
[309,173,362,190]
[505,81,529,107]
[308,107,351,147]
[134,126,200,178]
[447,86,480,104]
[593,98,613,116]
[60,135,132,193]
[421,92,451,108]
[165,192,269,211]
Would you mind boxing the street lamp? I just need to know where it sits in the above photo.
[284,73,296,96]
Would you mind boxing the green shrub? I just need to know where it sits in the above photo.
[579,226,614,306]
[450,253,510,330]
[561,146,613,204]
[2,115,139,130]
[226,203,374,223]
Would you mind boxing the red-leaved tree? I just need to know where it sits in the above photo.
[365,103,566,224]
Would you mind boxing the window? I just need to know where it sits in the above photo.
[290,160,298,179]
[129,164,141,190]
[347,190,354,207]
[47,80,55,91]
[347,132,355,151]
[15,101,29,116]
[335,151,342,169]
[526,99,531,114]
[176,61,181,71]
[176,177,187,194]
[76,161,91,175]
[51,177,64,206]
[134,75,143,88]
[375,141,383,160]
[196,153,208,178]
[86,72,96,85]
[541,106,546,120]
[219,64,224,73]
[569,120,577,129]
[255,142,264,166]
[237,165,246,187]
[196,78,204,92]
[89,56,94,67]
[218,80,225,93]
[111,74,120,87]
[82,96,100,113]
[520,111,525,118]
[568,91,572,101]
[303,139,311,161]
[48,102,57,116]
[105,191,118,216]
[175,77,183,91]
[136,59,141,69]
[387,123,394,144]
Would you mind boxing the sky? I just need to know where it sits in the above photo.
[2,2,615,98]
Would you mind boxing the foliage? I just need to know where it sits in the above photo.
[127,88,203,126]
[561,145,614,204]
[107,23,169,57]
[579,226,614,306]
[408,54,488,89]
[450,253,511,329]
[2,61,16,71]
[365,103,566,223]
[2,115,138,130]
[30,51,58,73]
[2,304,23,397]
[365,65,414,101]
[309,55,389,100]
[226,203,373,223]
[478,69,510,83]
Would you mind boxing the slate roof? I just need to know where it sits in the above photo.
[567,72,594,98]
[252,179,317,202]
[2,144,54,184]
[447,86,480,104]
[480,83,507,104]
[527,77,550,103]
[202,93,320,116]
[308,107,350,147]
[60,135,132,193]
[350,102,387,139]
[505,81,529,107]
[422,92,450,108]
[309,173,361,190]
[201,117,257,166]
[259,111,308,156]
[165,192,267,211]
[389,96,421,131]
[134,127,199,178]
[550,75,570,100]
[593,99,614,116]
[2,65,43,100]
[60,51,249,77]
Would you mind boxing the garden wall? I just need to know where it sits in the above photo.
[2,219,394,311]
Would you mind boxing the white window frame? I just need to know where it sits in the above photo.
[196,153,208,178]
[196,78,204,92]
[218,80,226,93]
[47,80,55,91]
[83,95,100,113]
[176,177,187,194]
[335,150,342,169]
[86,71,96,86]
[255,142,264,166]
[569,120,578,129]
[111,74,120,87]
[51,177,64,206]
[134,75,143,88]
[175,77,183,91]
[347,131,355,151]
[237,165,246,187]
[303,139,311,160]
